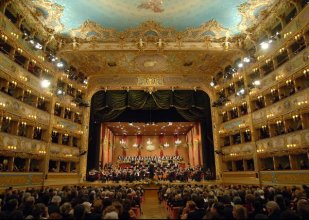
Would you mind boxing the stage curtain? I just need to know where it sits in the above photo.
[91,90,209,122]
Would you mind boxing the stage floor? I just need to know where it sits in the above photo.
[81,179,218,189]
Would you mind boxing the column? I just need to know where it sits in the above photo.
[16,14,24,29]
[42,95,56,186]
[212,106,222,180]
[66,162,71,172]
[25,158,31,172]
[79,100,91,182]
[289,154,297,170]
[56,161,60,172]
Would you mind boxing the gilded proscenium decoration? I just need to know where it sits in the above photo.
[137,76,164,86]
[59,50,238,77]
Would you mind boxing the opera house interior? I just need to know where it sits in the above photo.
[0,0,309,219]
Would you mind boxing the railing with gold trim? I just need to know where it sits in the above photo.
[252,88,309,123]
[0,90,50,125]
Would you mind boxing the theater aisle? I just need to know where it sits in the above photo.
[141,190,168,219]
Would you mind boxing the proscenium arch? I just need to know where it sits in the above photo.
[86,89,216,180]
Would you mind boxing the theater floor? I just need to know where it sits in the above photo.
[141,190,168,219]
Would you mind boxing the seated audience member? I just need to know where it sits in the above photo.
[233,204,248,220]
[74,204,85,220]
[103,205,118,219]
[48,195,61,214]
[266,201,281,220]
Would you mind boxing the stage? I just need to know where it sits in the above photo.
[81,179,218,189]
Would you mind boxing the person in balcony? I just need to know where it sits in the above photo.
[300,160,308,169]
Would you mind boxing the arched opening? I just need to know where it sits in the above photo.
[87,89,215,180]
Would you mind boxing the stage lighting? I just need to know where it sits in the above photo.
[35,43,43,50]
[260,41,269,50]
[236,88,245,96]
[56,62,64,68]
[41,79,51,88]
[57,89,64,95]
[243,57,250,63]
[253,80,261,86]
[51,56,58,62]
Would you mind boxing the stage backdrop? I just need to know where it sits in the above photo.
[113,135,189,162]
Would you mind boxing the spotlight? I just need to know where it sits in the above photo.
[237,88,245,96]
[51,56,58,62]
[243,57,250,63]
[238,63,244,68]
[57,89,64,95]
[56,62,64,68]
[253,80,261,86]
[41,79,51,88]
[210,78,216,87]
[34,43,43,50]
[260,41,269,50]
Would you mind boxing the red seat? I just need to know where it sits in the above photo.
[132,207,141,219]
[171,207,181,219]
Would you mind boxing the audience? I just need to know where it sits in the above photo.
[0,184,309,219]
[159,184,309,220]
[0,185,144,220]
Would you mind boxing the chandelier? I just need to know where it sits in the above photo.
[146,138,155,151]
[120,139,126,145]
[163,142,170,148]
[132,143,139,148]
[175,138,182,145]
[146,138,152,145]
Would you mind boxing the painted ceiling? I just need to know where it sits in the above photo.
[27,0,275,38]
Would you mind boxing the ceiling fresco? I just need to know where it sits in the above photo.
[26,0,276,39]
